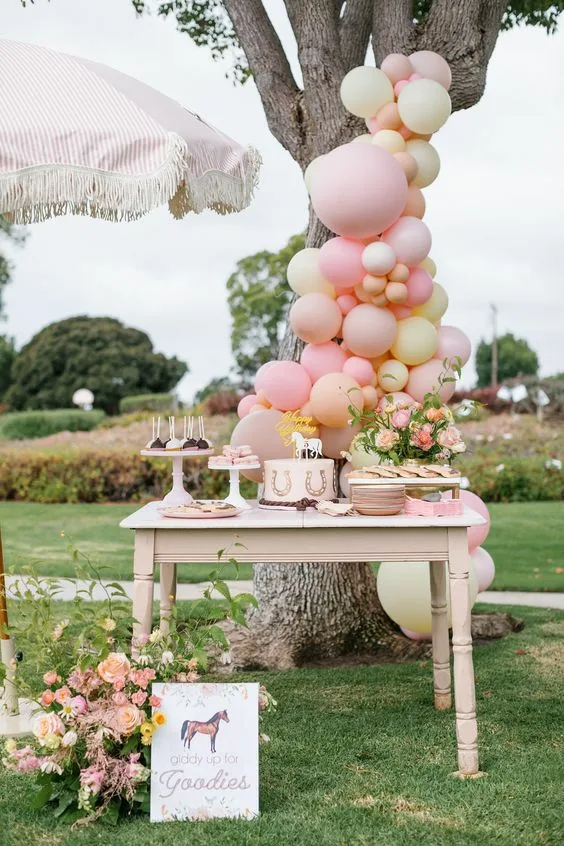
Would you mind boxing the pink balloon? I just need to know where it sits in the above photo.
[444,490,491,551]
[309,143,408,239]
[379,391,415,410]
[237,394,258,419]
[382,216,432,266]
[365,117,381,134]
[394,80,409,97]
[231,409,293,483]
[342,303,397,358]
[471,547,496,592]
[405,267,433,307]
[388,303,412,320]
[406,358,456,404]
[381,54,413,85]
[290,292,343,344]
[409,50,452,90]
[260,361,312,412]
[343,356,374,387]
[337,294,358,315]
[301,341,347,383]
[408,73,423,81]
[319,237,365,290]
[254,361,277,393]
[436,325,472,366]
[401,626,431,641]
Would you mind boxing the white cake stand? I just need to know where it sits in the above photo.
[140,449,214,505]
[207,463,260,510]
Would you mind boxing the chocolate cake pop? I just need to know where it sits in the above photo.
[149,416,164,449]
[196,415,210,450]
[182,415,197,450]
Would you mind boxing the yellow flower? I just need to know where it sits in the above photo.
[141,734,152,746]
[100,617,116,632]
[140,721,155,737]
[152,712,166,727]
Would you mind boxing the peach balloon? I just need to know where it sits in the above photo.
[393,152,418,182]
[299,401,320,426]
[388,303,412,320]
[309,143,408,239]
[419,256,437,278]
[436,325,472,366]
[406,358,456,403]
[336,294,358,315]
[362,274,388,295]
[342,303,398,358]
[371,129,406,154]
[354,282,371,303]
[398,125,413,140]
[405,267,433,307]
[403,185,426,218]
[362,241,396,276]
[412,282,448,323]
[361,385,380,410]
[381,53,413,84]
[382,216,431,266]
[398,79,452,135]
[231,409,293,482]
[237,394,258,419]
[371,293,388,307]
[301,341,347,383]
[260,361,312,411]
[385,282,408,304]
[377,101,402,130]
[408,50,452,90]
[391,316,438,365]
[319,423,359,459]
[377,359,409,392]
[343,356,374,386]
[290,292,342,344]
[309,372,364,427]
[318,237,365,289]
[365,117,381,134]
[255,360,278,392]
[256,389,272,407]
[388,263,410,283]
[405,139,440,188]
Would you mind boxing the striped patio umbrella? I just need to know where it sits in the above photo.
[0,40,261,223]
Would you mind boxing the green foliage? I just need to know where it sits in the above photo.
[0,217,26,320]
[227,233,304,379]
[415,0,564,30]
[0,334,16,400]
[0,409,105,440]
[119,393,176,413]
[5,316,188,415]
[476,333,539,388]
[194,376,240,403]
[462,457,564,502]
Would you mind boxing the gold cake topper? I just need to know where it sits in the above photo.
[275,411,317,447]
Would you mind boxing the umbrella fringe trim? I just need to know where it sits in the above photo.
[0,134,262,223]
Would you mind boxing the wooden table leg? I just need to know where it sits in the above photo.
[160,563,177,635]
[132,530,155,654]
[448,528,481,776]
[429,560,451,710]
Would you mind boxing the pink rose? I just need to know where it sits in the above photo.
[97,652,130,685]
[43,671,58,686]
[375,429,400,451]
[39,690,55,707]
[33,712,65,743]
[149,695,162,708]
[70,695,87,716]
[438,426,463,449]
[112,691,128,706]
[411,430,434,451]
[54,686,72,705]
[113,704,143,736]
[391,409,411,429]
[113,678,125,691]
[131,690,147,706]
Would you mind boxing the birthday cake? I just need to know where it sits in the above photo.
[260,458,336,509]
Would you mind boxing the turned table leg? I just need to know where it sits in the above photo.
[160,563,177,635]
[448,528,481,776]
[429,560,451,710]
[132,530,155,655]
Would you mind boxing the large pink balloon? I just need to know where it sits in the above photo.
[301,341,347,383]
[401,626,431,641]
[237,394,258,419]
[382,216,431,266]
[254,361,277,393]
[318,237,365,290]
[444,490,491,551]
[319,423,359,459]
[408,50,452,90]
[471,547,496,592]
[290,292,342,344]
[337,294,358,315]
[406,358,456,404]
[343,356,374,386]
[231,409,293,482]
[260,361,312,411]
[436,325,472,367]
[309,143,408,239]
[342,303,397,358]
[405,267,433,307]
[381,54,413,85]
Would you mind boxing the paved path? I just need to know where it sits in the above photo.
[5,575,564,609]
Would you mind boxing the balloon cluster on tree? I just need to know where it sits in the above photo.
[233,51,471,464]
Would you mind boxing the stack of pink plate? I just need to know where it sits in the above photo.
[351,484,406,516]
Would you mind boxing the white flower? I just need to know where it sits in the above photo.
[496,464,505,473]
[546,458,562,470]
[62,730,78,747]
[149,629,163,644]
[220,651,232,666]
[450,441,467,454]
[78,786,93,811]
[137,654,152,667]
[260,733,271,743]
[100,617,116,632]
[4,740,17,755]
[52,618,70,641]
[160,651,174,667]
[40,760,63,775]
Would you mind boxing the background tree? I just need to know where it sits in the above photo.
[0,217,26,320]
[132,0,563,668]
[476,333,539,388]
[227,233,304,380]
[5,316,187,414]
[0,334,16,402]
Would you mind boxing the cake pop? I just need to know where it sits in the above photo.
[149,416,164,449]
[196,415,210,450]
[182,416,197,450]
[165,416,183,450]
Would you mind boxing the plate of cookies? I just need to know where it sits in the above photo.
[158,501,242,519]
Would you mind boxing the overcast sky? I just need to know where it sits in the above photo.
[2,0,563,400]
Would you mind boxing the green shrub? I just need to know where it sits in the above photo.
[0,409,105,440]
[462,458,564,502]
[119,393,176,413]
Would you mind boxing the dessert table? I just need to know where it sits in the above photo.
[120,501,486,776]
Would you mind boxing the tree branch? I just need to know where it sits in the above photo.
[339,0,374,71]
[372,0,414,65]
[223,0,302,158]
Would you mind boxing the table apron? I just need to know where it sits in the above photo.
[153,526,450,564]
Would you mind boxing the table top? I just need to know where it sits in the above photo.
[120,501,486,530]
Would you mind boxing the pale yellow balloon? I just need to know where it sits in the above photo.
[349,435,381,470]
[405,139,440,188]
[340,66,394,119]
[419,256,437,278]
[287,248,335,297]
[352,133,374,144]
[371,129,406,154]
[412,282,448,323]
[304,155,326,193]
[354,282,372,303]
[398,79,452,135]
[391,316,438,365]
[377,359,409,392]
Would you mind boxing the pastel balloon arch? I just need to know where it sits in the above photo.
[233,50,471,464]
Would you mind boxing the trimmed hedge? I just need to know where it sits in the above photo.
[119,394,176,413]
[0,409,105,440]
[462,458,564,503]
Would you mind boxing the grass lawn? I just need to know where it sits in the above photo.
[1,501,563,591]
[0,604,562,845]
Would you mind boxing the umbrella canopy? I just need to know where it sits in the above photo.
[0,40,261,223]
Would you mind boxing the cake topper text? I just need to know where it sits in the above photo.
[275,411,317,447]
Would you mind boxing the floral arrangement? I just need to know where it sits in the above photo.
[2,542,275,825]
[347,359,466,465]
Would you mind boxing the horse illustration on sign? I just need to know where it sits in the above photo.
[180,710,230,753]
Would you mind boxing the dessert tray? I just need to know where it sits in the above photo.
[347,464,461,489]
[141,416,214,505]
[207,445,261,510]
[158,501,241,519]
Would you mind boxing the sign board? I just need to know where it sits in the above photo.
[150,682,259,822]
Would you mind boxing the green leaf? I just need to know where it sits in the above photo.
[213,580,232,601]
[31,782,53,810]
[53,790,76,818]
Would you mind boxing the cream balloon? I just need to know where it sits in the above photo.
[391,316,438,365]
[377,359,409,392]
[419,256,437,278]
[309,372,364,427]
[371,129,406,154]
[412,282,448,323]
[398,79,452,135]
[405,139,440,188]
[304,156,326,193]
[349,434,380,469]
[340,66,394,118]
[287,248,335,297]
[362,241,396,276]
[352,133,374,143]
[339,461,352,497]
[377,560,478,632]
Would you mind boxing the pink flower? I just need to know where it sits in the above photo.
[70,695,87,716]
[39,690,55,707]
[391,409,411,429]
[137,633,150,647]
[43,671,58,686]
[111,704,143,736]
[438,426,464,450]
[421,423,433,434]
[12,745,34,760]
[17,755,41,772]
[80,767,105,795]
[411,429,434,451]
[97,652,130,685]
[144,669,156,682]
[149,695,162,708]
[112,691,128,706]
[131,690,147,706]
[33,713,65,743]
[129,753,141,763]
[54,686,72,705]
[113,678,125,691]
[187,671,200,683]
[375,429,400,451]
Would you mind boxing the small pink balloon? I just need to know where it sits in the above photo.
[309,143,408,240]
[382,216,431,266]
[409,50,452,90]
[394,80,410,97]
[471,547,496,592]
[237,394,258,419]
[401,626,431,641]
[260,361,312,412]
[255,360,278,393]
[398,125,413,140]
[436,325,472,366]
[319,237,365,290]
[290,292,343,344]
[343,356,374,387]
[301,341,347,383]
[342,303,398,358]
[337,294,358,315]
[378,391,415,410]
[388,303,412,320]
[405,267,433,307]
[408,73,423,81]
[365,117,381,134]
[406,358,456,404]
[381,54,413,85]
[444,490,491,551]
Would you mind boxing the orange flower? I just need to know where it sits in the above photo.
[112,704,143,736]
[97,652,130,684]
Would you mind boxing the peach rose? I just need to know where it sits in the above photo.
[438,426,463,449]
[375,429,400,450]
[411,429,434,451]
[97,652,130,685]
[425,406,445,422]
[43,671,58,686]
[39,690,55,707]
[113,704,143,736]
[33,712,65,743]
[54,686,72,705]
